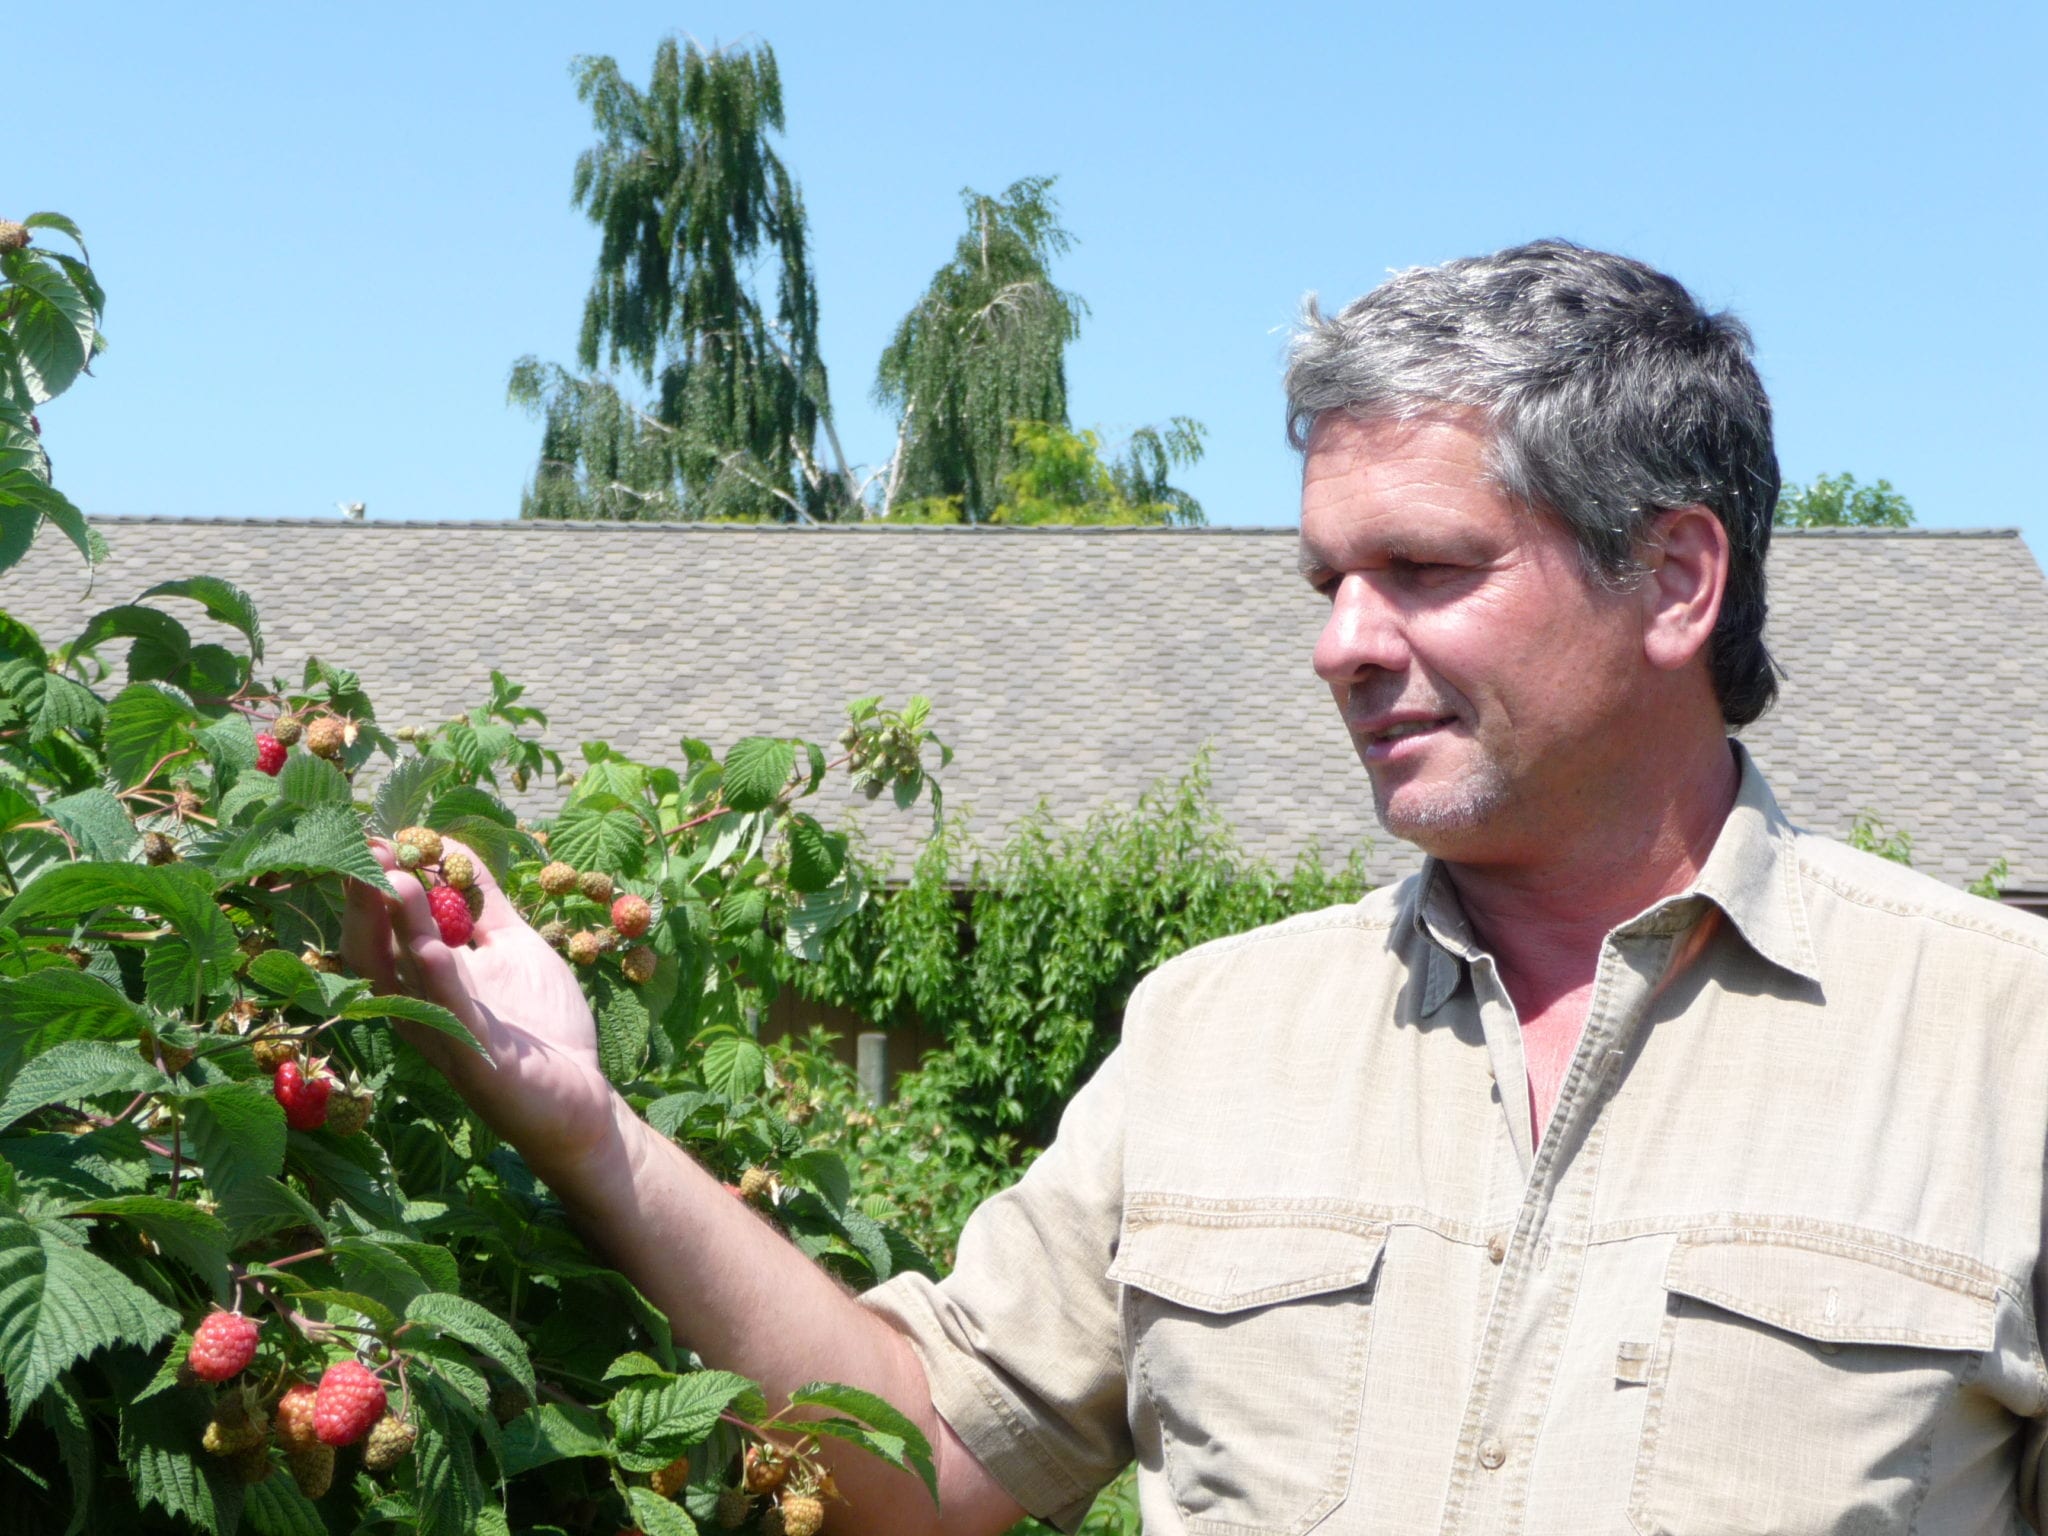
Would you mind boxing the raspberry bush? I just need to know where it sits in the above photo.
[0,214,945,1536]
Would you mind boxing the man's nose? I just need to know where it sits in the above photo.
[1313,574,1410,684]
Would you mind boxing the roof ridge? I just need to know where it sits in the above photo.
[75,516,1300,536]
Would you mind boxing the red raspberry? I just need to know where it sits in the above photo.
[273,1060,332,1131]
[611,894,652,939]
[188,1309,260,1382]
[255,734,287,776]
[314,1359,388,1447]
[274,1380,322,1452]
[428,883,474,947]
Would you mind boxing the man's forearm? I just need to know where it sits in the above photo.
[522,1093,1024,1536]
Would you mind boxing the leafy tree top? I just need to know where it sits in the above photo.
[875,178,1086,522]
[1775,471,1915,529]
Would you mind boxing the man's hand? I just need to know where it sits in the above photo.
[340,838,618,1179]
[340,839,1026,1536]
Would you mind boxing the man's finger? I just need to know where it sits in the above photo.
[340,875,403,996]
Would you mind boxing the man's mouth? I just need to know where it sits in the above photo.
[1373,719,1448,742]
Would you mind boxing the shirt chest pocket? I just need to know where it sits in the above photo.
[1628,1234,2000,1536]
[1108,1211,1389,1536]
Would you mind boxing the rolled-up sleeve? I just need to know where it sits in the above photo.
[861,1043,1134,1530]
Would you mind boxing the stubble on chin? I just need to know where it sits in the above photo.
[1367,761,1512,847]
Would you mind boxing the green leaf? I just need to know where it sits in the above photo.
[627,1486,699,1536]
[721,737,797,813]
[781,1150,851,1215]
[179,1080,287,1216]
[370,755,452,837]
[603,1350,672,1382]
[196,714,258,782]
[242,1470,327,1536]
[0,971,152,1074]
[497,1400,612,1477]
[273,752,351,810]
[547,800,646,874]
[212,804,394,892]
[23,212,90,260]
[119,1386,242,1533]
[0,862,236,987]
[44,788,136,862]
[245,949,328,1011]
[339,994,490,1059]
[699,1035,766,1100]
[404,1290,534,1396]
[783,813,844,894]
[716,885,769,936]
[213,1177,324,1251]
[0,1214,180,1427]
[69,1196,230,1299]
[782,867,868,963]
[2,252,96,361]
[101,681,198,788]
[37,1371,94,1536]
[591,970,650,1082]
[137,577,265,664]
[787,1380,937,1501]
[0,1040,168,1131]
[0,652,104,739]
[606,1370,761,1470]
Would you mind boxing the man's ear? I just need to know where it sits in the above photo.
[1637,505,1730,673]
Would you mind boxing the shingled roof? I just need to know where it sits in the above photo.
[6,519,2045,892]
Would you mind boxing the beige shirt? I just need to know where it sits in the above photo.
[864,749,2048,1535]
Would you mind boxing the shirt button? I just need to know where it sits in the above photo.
[1479,1437,1506,1470]
[1487,1234,1507,1264]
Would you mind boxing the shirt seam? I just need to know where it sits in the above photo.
[1582,1213,2010,1294]
[1794,852,2048,958]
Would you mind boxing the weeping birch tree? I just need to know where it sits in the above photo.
[874,178,1088,522]
[512,37,856,521]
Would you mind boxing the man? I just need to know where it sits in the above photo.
[344,241,2048,1534]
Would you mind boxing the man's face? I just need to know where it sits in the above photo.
[1299,410,1650,862]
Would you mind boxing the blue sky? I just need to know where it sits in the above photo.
[13,2,2046,554]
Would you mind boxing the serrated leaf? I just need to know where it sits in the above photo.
[0,652,103,740]
[180,1079,287,1208]
[37,1371,94,1536]
[720,737,797,813]
[213,1177,324,1251]
[603,1350,672,1382]
[242,1469,326,1536]
[607,1370,761,1469]
[245,949,327,1012]
[287,1132,406,1230]
[405,1291,534,1396]
[370,755,452,838]
[0,971,153,1075]
[211,803,393,892]
[0,1040,168,1131]
[592,970,649,1083]
[547,800,646,874]
[291,1286,400,1334]
[627,1486,699,1536]
[716,885,768,936]
[782,867,869,963]
[44,788,136,862]
[498,1400,612,1477]
[196,713,258,781]
[0,1214,179,1426]
[100,681,198,789]
[273,752,351,810]
[0,861,236,988]
[781,1150,851,1215]
[787,1380,937,1500]
[644,1091,722,1137]
[69,1195,230,1299]
[339,993,490,1058]
[699,1035,766,1101]
[138,577,265,664]
[783,813,844,894]
[119,1386,242,1533]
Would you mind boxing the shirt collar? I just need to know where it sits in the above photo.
[1402,740,1821,1017]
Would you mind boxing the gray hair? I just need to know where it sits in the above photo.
[1284,239,1780,727]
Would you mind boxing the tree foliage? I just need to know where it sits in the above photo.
[1775,471,1915,528]
[874,178,1087,521]
[514,37,852,523]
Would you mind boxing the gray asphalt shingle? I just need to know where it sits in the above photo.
[5,519,2042,891]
